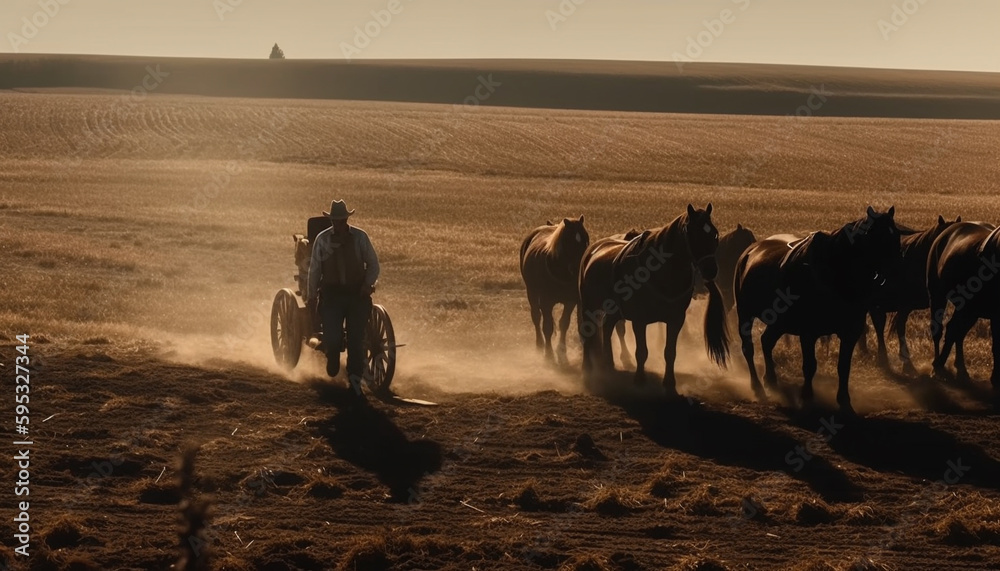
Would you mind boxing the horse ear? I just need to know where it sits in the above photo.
[737,223,743,230]
[687,204,696,217]
[888,206,895,218]
[546,220,553,226]
[578,214,585,224]
[957,215,963,222]
[562,218,570,225]
[938,215,946,225]
[706,203,713,216]
[866,205,876,218]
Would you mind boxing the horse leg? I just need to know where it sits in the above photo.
[936,306,976,379]
[616,320,635,369]
[856,317,871,355]
[870,310,890,369]
[662,315,684,397]
[556,301,574,365]
[601,317,618,373]
[580,305,597,378]
[953,313,978,382]
[929,295,946,364]
[541,300,556,361]
[761,325,783,389]
[835,330,861,414]
[739,313,766,400]
[800,335,818,404]
[632,321,649,386]
[895,310,916,374]
[528,292,543,350]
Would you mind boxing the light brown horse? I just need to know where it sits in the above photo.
[611,224,756,367]
[520,216,590,363]
[579,205,729,396]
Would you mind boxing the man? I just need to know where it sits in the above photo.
[306,200,380,397]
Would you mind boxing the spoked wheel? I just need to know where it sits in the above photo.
[270,288,303,370]
[364,304,396,397]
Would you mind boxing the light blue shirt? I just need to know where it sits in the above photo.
[306,225,380,302]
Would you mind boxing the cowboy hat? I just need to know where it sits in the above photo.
[323,200,355,220]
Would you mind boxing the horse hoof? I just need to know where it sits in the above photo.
[837,395,855,415]
[876,356,890,370]
[752,385,768,402]
[902,362,917,376]
[957,371,971,383]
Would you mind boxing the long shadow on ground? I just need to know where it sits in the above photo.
[590,371,862,503]
[785,406,1000,490]
[876,364,998,414]
[309,380,443,503]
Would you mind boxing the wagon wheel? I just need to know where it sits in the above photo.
[270,289,303,370]
[364,304,396,397]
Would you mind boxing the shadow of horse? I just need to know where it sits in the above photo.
[592,370,862,503]
[879,367,998,414]
[308,380,443,502]
[783,406,1000,490]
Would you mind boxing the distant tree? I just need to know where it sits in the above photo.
[269,43,285,59]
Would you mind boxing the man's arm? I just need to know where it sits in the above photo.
[359,230,380,288]
[307,232,325,302]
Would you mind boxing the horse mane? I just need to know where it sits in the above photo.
[546,219,568,258]
[978,224,1000,256]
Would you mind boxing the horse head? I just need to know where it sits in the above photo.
[727,223,757,254]
[553,215,589,265]
[684,203,721,281]
[847,206,902,285]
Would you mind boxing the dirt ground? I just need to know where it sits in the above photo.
[2,91,1000,570]
[4,337,999,571]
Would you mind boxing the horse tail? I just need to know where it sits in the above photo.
[704,279,730,368]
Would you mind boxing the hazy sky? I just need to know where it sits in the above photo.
[3,0,998,72]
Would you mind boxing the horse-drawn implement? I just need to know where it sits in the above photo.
[270,216,398,396]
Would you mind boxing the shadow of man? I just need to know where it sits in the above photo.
[310,381,443,502]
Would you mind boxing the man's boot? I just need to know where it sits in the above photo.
[326,354,341,378]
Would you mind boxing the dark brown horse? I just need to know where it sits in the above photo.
[578,204,729,395]
[698,224,758,314]
[520,216,589,363]
[612,224,756,366]
[927,221,1000,389]
[734,207,901,412]
[865,215,962,372]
